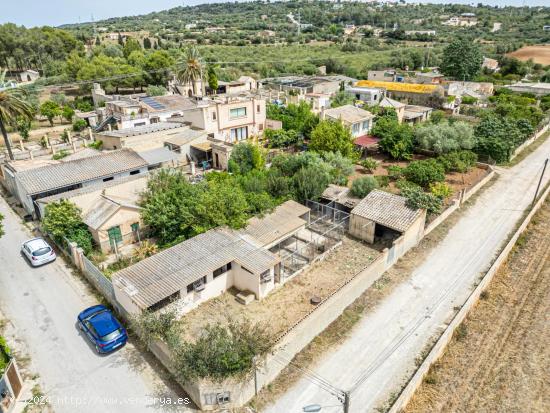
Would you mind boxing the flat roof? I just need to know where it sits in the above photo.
[324,105,375,123]
[163,128,208,147]
[112,228,279,309]
[238,200,309,247]
[351,189,423,232]
[15,149,147,196]
[99,122,184,138]
[356,80,439,94]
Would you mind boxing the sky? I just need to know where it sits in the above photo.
[1,0,548,28]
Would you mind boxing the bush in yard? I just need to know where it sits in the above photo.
[132,240,158,261]
[322,152,354,186]
[172,319,274,382]
[361,157,379,173]
[429,182,453,199]
[292,164,331,203]
[72,118,87,132]
[437,150,477,173]
[415,121,475,154]
[42,200,94,255]
[228,143,265,175]
[374,175,390,188]
[396,179,421,192]
[373,117,414,160]
[401,187,443,215]
[40,100,62,126]
[309,120,355,158]
[264,128,301,148]
[131,308,178,345]
[350,176,379,198]
[403,159,446,188]
[387,165,404,181]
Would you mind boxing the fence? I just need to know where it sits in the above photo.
[0,359,23,413]
[388,179,550,413]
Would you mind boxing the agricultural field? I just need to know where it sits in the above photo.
[507,44,550,66]
[405,198,550,413]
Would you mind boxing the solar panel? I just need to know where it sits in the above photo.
[141,97,166,110]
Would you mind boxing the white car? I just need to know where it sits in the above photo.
[21,238,56,267]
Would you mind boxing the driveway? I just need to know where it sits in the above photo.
[0,198,192,413]
[264,137,550,412]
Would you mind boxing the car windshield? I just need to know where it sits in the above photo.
[101,329,121,342]
[32,247,51,256]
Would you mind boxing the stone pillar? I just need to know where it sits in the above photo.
[29,150,34,160]
[190,161,196,176]
[88,127,94,142]
[72,141,77,153]
[67,130,72,144]
[19,139,24,151]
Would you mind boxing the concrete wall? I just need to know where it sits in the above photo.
[510,122,549,161]
[349,215,375,242]
[388,180,550,413]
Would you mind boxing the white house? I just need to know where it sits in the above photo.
[322,104,375,138]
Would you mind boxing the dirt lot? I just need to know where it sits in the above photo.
[507,44,550,65]
[405,198,550,413]
[177,236,380,341]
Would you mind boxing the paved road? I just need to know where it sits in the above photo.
[265,138,550,413]
[0,198,191,413]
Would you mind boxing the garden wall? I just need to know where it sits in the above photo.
[510,122,549,161]
[388,181,550,413]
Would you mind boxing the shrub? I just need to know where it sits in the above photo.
[228,143,265,175]
[360,157,379,173]
[52,150,69,160]
[402,187,443,215]
[437,150,477,173]
[265,128,301,148]
[131,308,177,345]
[403,159,446,188]
[72,119,87,132]
[461,96,478,105]
[87,140,103,150]
[132,240,158,261]
[429,182,453,199]
[415,121,476,154]
[387,165,404,181]
[374,175,390,188]
[350,176,379,198]
[396,179,421,192]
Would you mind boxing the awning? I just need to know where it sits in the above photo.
[354,135,379,148]
[191,142,212,152]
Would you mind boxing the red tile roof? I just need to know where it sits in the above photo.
[354,135,379,147]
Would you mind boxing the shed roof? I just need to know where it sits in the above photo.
[112,228,279,309]
[99,122,182,138]
[324,105,374,123]
[163,128,208,147]
[16,149,147,196]
[137,147,179,166]
[239,200,310,247]
[379,96,406,109]
[351,189,423,232]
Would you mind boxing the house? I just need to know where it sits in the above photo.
[349,190,426,251]
[379,96,406,123]
[37,176,148,253]
[446,81,494,100]
[103,100,150,129]
[304,92,332,113]
[403,105,433,124]
[367,70,404,83]
[258,30,276,37]
[259,75,357,97]
[482,57,499,72]
[506,82,550,96]
[97,122,186,150]
[2,149,148,218]
[356,80,445,107]
[322,105,375,138]
[345,86,385,106]
[414,72,445,85]
[17,69,40,83]
[442,15,477,27]
[216,76,257,95]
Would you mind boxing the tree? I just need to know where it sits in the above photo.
[0,87,34,160]
[415,121,475,154]
[228,143,265,175]
[293,165,331,203]
[143,50,174,86]
[330,91,354,108]
[95,36,101,46]
[176,46,205,96]
[15,116,31,141]
[403,159,446,188]
[264,128,301,148]
[350,176,379,198]
[72,118,87,132]
[309,120,354,158]
[440,37,483,81]
[123,38,141,59]
[266,102,319,138]
[373,117,414,160]
[401,187,442,215]
[145,85,167,96]
[42,200,94,255]
[207,65,218,93]
[40,100,62,126]
[62,106,75,122]
[143,37,152,49]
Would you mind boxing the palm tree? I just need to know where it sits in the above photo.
[0,85,34,160]
[176,47,205,97]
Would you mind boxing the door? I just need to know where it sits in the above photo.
[215,153,220,169]
[107,226,123,250]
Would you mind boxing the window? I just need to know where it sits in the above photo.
[230,126,248,142]
[107,226,123,247]
[212,111,217,121]
[134,122,146,127]
[213,262,232,278]
[103,176,114,182]
[187,276,206,293]
[129,170,140,175]
[260,270,272,284]
[352,123,360,134]
[362,120,370,131]
[259,124,263,131]
[229,107,247,119]
[130,222,139,232]
[256,104,261,113]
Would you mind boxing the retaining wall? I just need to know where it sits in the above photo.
[510,122,549,161]
[388,182,550,413]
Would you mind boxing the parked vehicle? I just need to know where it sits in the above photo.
[77,305,127,354]
[21,237,56,267]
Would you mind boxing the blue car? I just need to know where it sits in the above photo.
[77,305,128,354]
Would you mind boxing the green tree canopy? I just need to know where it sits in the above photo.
[42,200,93,254]
[373,117,414,160]
[267,102,319,138]
[309,119,355,158]
[415,121,476,154]
[440,37,483,81]
[40,100,62,126]
[228,143,265,175]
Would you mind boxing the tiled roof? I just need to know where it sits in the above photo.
[324,104,374,123]
[112,228,279,309]
[239,200,310,247]
[351,189,423,232]
[16,149,147,195]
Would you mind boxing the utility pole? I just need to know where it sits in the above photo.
[532,158,548,207]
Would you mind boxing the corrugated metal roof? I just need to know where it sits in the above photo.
[163,129,207,147]
[351,190,423,232]
[239,200,309,247]
[60,148,100,162]
[137,147,179,166]
[16,149,147,195]
[83,197,120,230]
[112,228,279,309]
